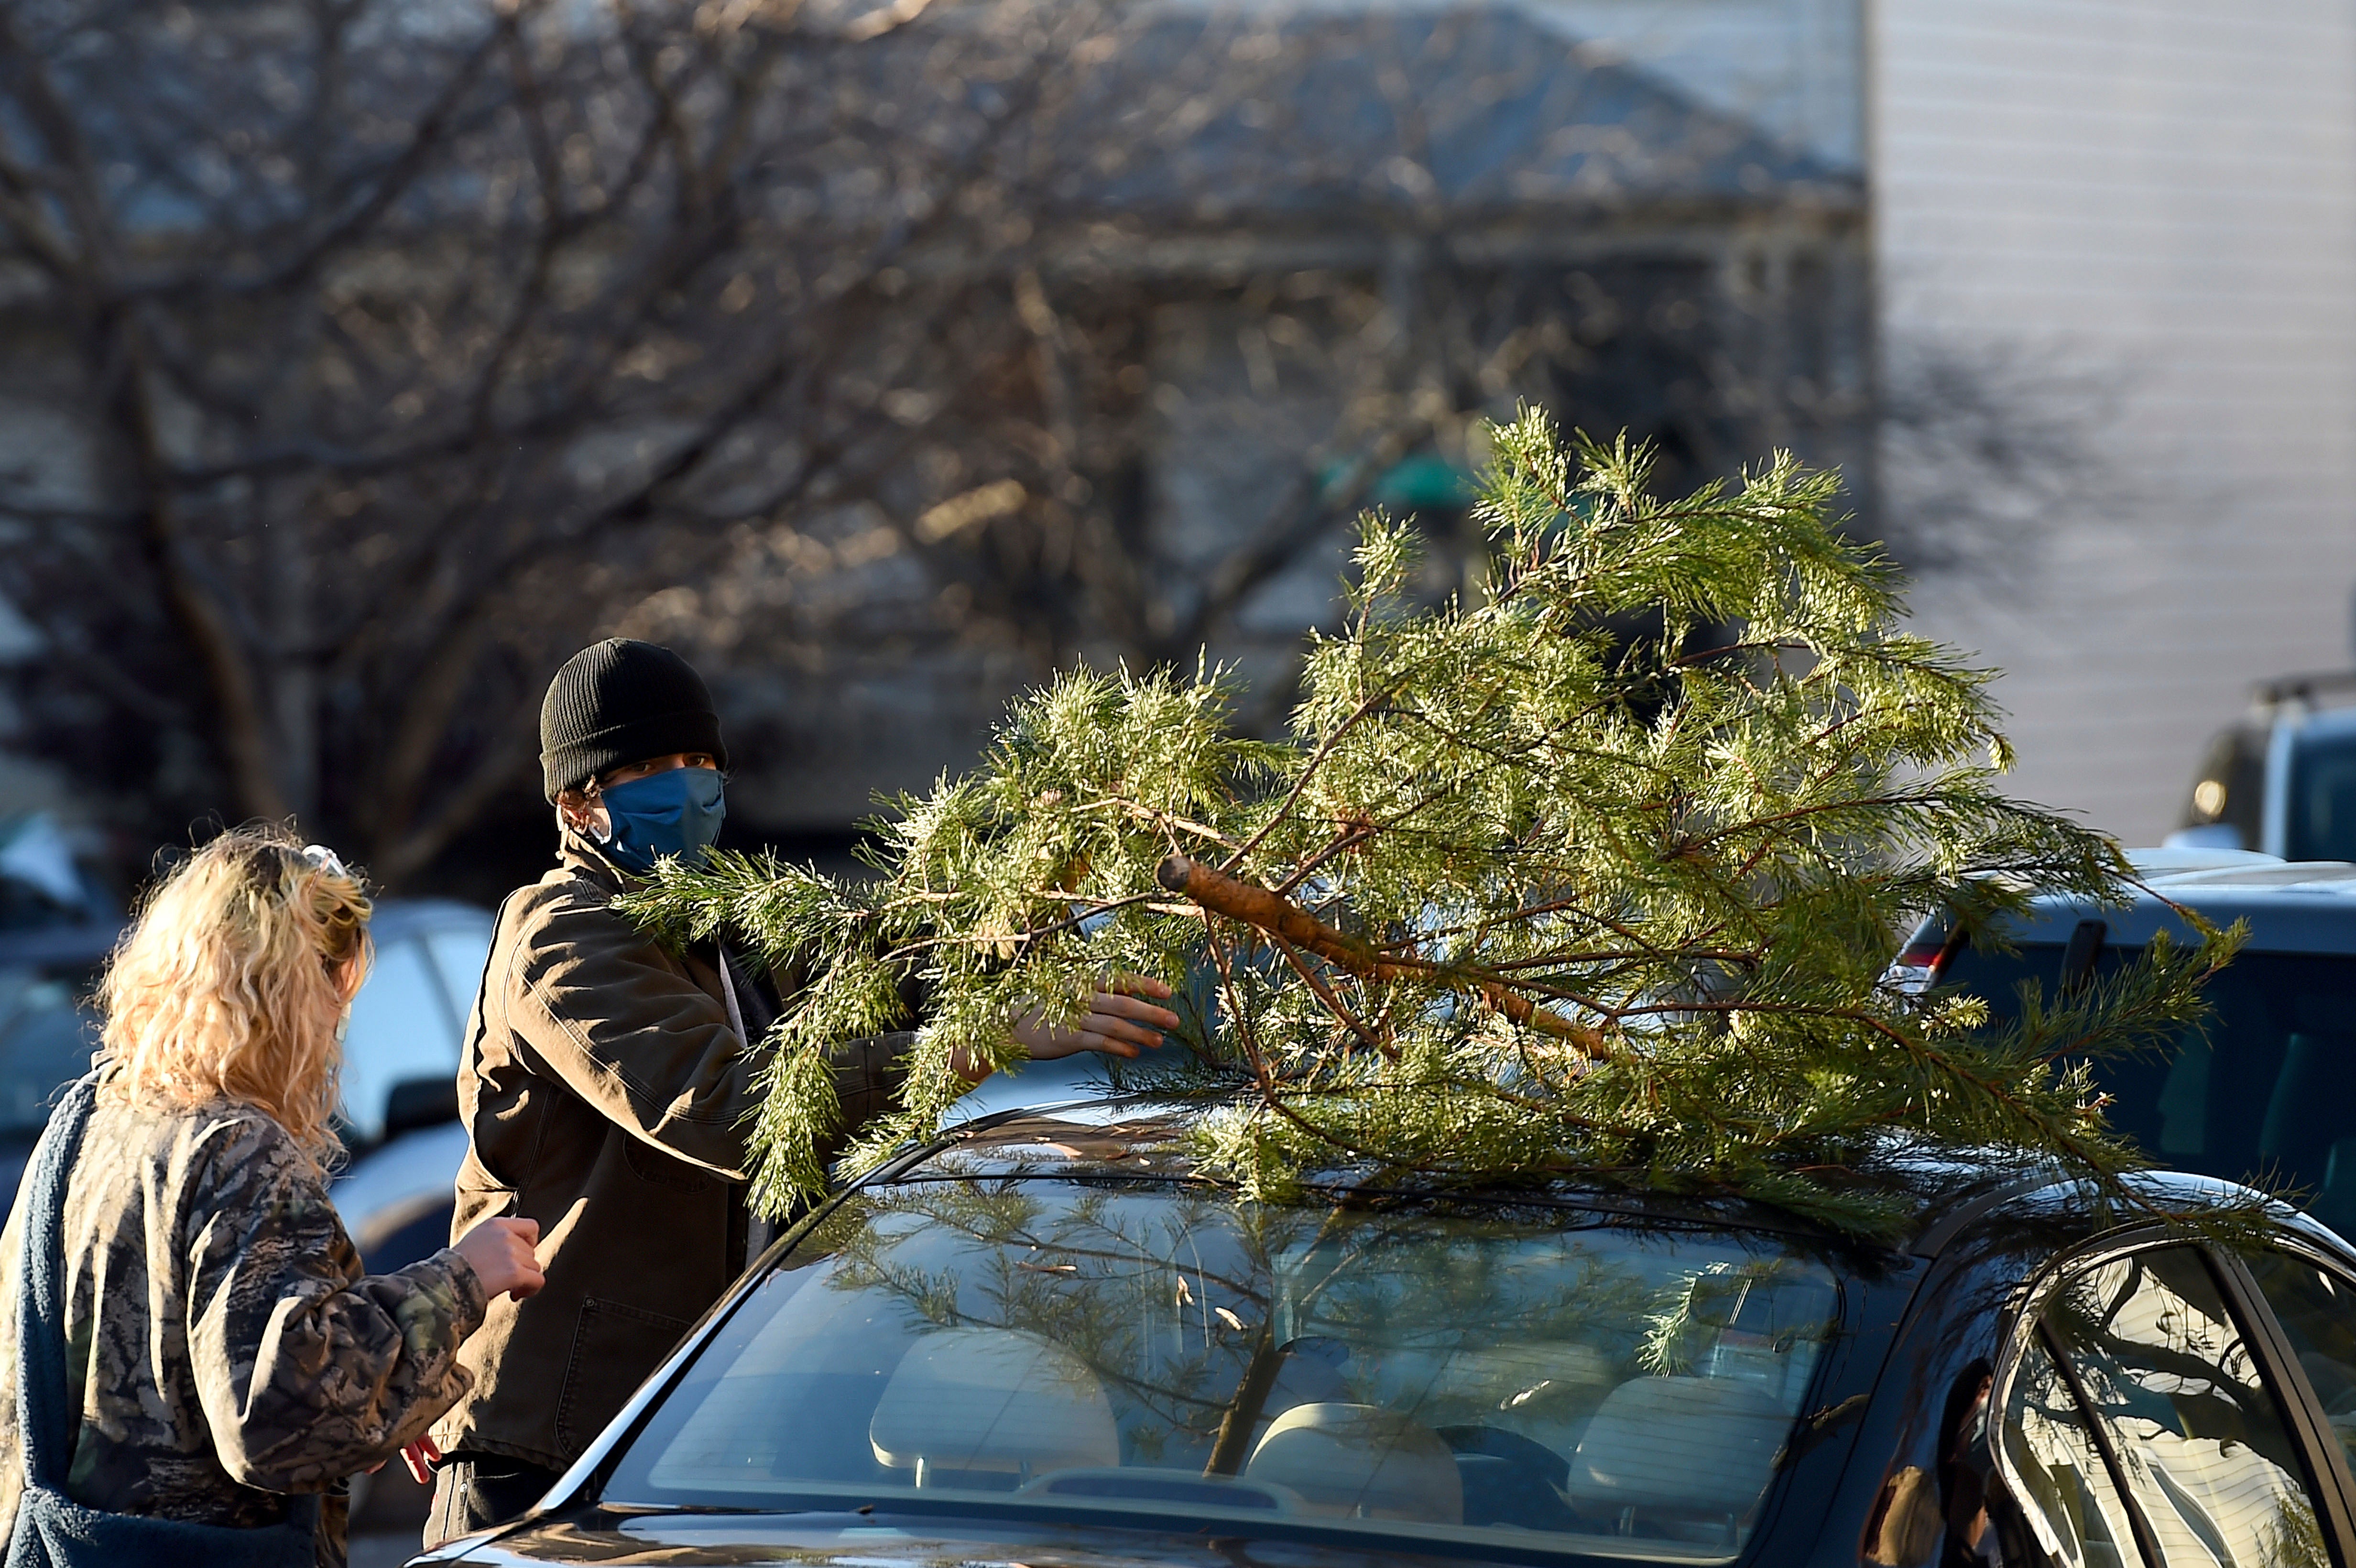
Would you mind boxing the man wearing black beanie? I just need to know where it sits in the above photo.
[416,638,1180,1544]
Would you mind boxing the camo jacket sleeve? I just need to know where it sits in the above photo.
[184,1110,491,1492]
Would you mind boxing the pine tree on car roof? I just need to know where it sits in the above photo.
[621,407,2241,1238]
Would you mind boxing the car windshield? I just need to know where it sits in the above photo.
[2289,729,2356,862]
[336,914,490,1146]
[1943,944,2356,1225]
[605,1178,1843,1563]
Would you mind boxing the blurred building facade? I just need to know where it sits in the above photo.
[1506,0,2356,848]
[8,0,2354,868]
[751,0,2356,851]
[1878,0,2356,844]
[719,0,1880,834]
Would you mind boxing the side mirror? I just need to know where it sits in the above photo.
[382,1075,460,1142]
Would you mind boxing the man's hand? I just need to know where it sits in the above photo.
[1013,973,1179,1060]
[401,1434,442,1487]
[1009,974,1182,1062]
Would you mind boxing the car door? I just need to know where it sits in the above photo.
[2241,1242,2356,1517]
[1992,1236,2356,1568]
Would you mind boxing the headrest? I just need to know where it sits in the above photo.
[1567,1376,1790,1515]
[870,1328,1117,1485]
[1244,1403,1463,1524]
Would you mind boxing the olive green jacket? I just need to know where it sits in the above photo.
[430,838,904,1470]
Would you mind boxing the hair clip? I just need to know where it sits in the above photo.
[298,843,350,879]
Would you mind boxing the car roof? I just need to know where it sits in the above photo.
[2288,703,2356,741]
[0,897,491,973]
[882,1094,2278,1265]
[368,897,493,943]
[1985,850,2356,954]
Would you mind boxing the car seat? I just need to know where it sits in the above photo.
[2261,1031,2356,1196]
[1565,1376,1790,1520]
[1244,1402,1464,1524]
[2310,1140,2356,1239]
[869,1327,1119,1489]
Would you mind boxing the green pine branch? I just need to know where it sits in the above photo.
[620,408,2243,1238]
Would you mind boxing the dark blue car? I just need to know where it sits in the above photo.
[1898,848,2356,1238]
[417,1098,2356,1568]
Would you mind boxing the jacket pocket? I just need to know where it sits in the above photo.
[624,1134,713,1193]
[555,1297,694,1456]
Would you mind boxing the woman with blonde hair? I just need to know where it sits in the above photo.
[0,825,543,1568]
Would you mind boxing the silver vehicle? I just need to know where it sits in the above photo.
[327,899,492,1266]
[0,897,491,1234]
[2175,671,2356,857]
[318,899,493,1541]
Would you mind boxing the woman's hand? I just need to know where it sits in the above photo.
[1010,974,1182,1061]
[400,1434,441,1486]
[402,1221,544,1485]
[454,1217,545,1303]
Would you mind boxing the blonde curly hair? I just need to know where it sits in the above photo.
[97,824,372,1162]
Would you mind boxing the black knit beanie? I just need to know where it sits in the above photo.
[539,638,728,801]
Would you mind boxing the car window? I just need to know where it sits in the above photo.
[0,967,98,1135]
[340,936,458,1145]
[2288,731,2356,863]
[1942,946,2356,1230]
[423,926,491,1025]
[604,1182,1843,1563]
[2245,1251,2356,1481]
[2040,1248,2327,1568]
[2000,1333,2138,1568]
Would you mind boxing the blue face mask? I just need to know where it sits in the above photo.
[594,766,726,874]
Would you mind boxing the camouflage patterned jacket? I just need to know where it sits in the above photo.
[0,1092,489,1568]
